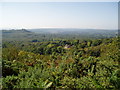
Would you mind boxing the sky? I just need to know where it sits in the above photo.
[0,2,118,29]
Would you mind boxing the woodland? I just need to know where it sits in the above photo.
[1,29,120,89]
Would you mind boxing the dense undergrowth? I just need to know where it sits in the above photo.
[2,37,120,89]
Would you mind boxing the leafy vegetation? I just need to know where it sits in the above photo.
[1,29,119,89]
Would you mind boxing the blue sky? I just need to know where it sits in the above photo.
[1,2,118,29]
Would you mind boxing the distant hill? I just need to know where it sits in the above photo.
[29,28,117,33]
[2,29,37,41]
[2,28,118,42]
[29,28,117,38]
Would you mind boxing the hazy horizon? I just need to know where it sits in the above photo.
[0,28,117,31]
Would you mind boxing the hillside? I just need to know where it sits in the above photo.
[2,29,117,42]
[2,35,120,89]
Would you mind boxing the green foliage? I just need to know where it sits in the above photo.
[2,35,119,89]
[2,75,18,88]
[92,39,102,46]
